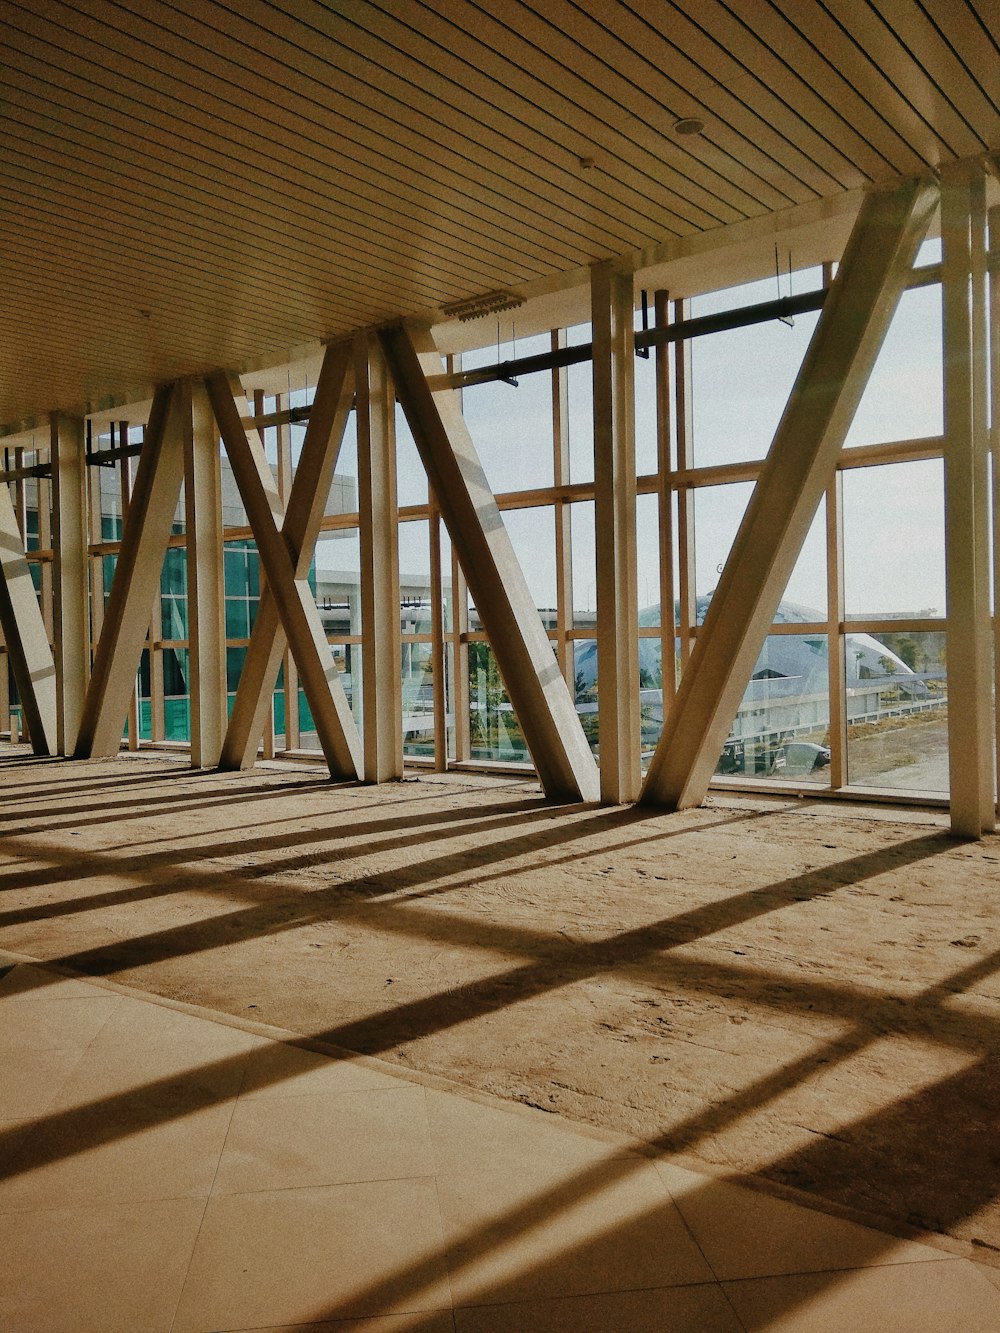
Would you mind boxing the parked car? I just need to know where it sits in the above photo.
[782,741,831,774]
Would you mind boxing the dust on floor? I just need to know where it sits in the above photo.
[2,749,998,1260]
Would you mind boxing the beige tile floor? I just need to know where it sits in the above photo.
[2,954,998,1332]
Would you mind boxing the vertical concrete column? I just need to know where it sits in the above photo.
[990,203,1000,820]
[356,332,403,782]
[50,412,89,754]
[592,260,641,804]
[185,381,227,768]
[941,163,995,835]
[654,290,677,716]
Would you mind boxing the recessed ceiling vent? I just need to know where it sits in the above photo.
[441,290,525,322]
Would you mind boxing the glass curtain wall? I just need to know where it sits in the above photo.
[5,235,990,807]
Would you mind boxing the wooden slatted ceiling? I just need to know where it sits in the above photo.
[1,0,998,432]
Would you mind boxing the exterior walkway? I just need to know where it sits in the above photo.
[2,953,998,1332]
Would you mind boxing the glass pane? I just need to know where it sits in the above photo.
[572,639,599,756]
[439,521,454,633]
[639,635,664,756]
[96,464,123,540]
[330,410,358,516]
[314,530,361,637]
[462,332,553,493]
[569,501,596,627]
[782,499,827,615]
[402,641,436,758]
[469,642,530,762]
[845,284,943,447]
[295,645,362,749]
[398,519,432,627]
[502,507,556,624]
[843,460,945,618]
[137,647,152,740]
[846,629,948,792]
[162,647,190,741]
[161,546,188,640]
[566,323,593,483]
[396,402,428,506]
[691,311,820,467]
[637,491,660,625]
[633,347,659,477]
[716,633,831,784]
[693,481,754,609]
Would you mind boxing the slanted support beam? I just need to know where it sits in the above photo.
[642,175,937,809]
[356,333,403,782]
[76,383,185,757]
[207,364,361,779]
[51,413,89,753]
[379,322,599,803]
[941,163,995,836]
[185,382,227,768]
[0,480,56,753]
[592,260,641,803]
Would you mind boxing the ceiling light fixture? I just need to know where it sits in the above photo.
[441,290,525,323]
[673,117,705,136]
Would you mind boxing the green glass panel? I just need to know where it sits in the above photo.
[226,646,246,691]
[225,600,250,638]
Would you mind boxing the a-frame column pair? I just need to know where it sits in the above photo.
[218,335,402,780]
[642,175,940,811]
[77,353,365,776]
[75,380,230,762]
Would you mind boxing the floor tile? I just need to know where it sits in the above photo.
[423,1086,633,1180]
[0,1089,235,1212]
[0,1196,206,1332]
[656,1162,948,1279]
[435,1160,714,1306]
[454,1283,742,1332]
[0,1043,88,1117]
[51,1020,261,1109]
[0,992,120,1050]
[724,1258,1000,1332]
[214,1084,433,1195]
[0,963,106,1002]
[171,1179,453,1331]
[240,1039,407,1100]
[92,993,266,1050]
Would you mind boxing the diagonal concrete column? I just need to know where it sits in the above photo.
[0,480,56,753]
[379,322,599,803]
[76,383,185,758]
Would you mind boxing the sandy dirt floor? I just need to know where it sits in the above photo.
[2,747,999,1264]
